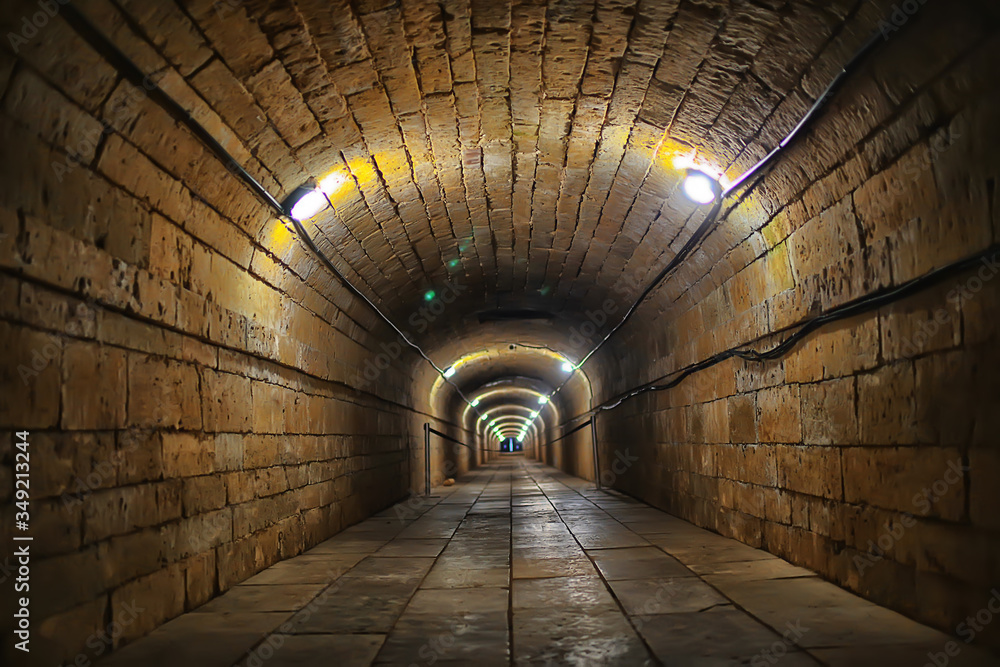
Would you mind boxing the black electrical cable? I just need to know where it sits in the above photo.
[58,3,483,413]
[586,244,1000,416]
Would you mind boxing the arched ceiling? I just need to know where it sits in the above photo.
[84,0,887,420]
[122,0,870,352]
[415,340,591,430]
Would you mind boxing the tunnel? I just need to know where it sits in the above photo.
[1,0,1000,664]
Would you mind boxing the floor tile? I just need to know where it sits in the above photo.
[97,460,995,667]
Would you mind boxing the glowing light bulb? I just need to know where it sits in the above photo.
[289,189,327,221]
[682,170,719,204]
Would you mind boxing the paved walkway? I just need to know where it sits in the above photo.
[101,460,997,666]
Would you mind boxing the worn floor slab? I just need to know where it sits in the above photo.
[99,460,999,666]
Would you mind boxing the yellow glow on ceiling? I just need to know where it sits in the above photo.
[319,169,349,197]
[661,139,732,189]
[347,157,379,190]
[270,218,296,252]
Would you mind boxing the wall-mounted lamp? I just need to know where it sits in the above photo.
[282,172,349,221]
[283,184,327,221]
[682,169,721,205]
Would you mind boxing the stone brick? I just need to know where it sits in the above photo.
[162,432,213,477]
[110,564,185,647]
[216,531,278,591]
[857,362,918,445]
[842,447,965,520]
[34,497,82,556]
[783,315,880,383]
[201,368,253,432]
[3,66,105,164]
[909,521,1000,586]
[800,377,858,445]
[31,431,117,500]
[879,282,961,361]
[757,385,801,444]
[223,471,255,504]
[35,597,108,667]
[764,488,792,524]
[256,467,289,497]
[247,60,321,148]
[183,550,216,610]
[727,393,756,443]
[913,349,997,448]
[787,198,860,281]
[118,429,165,485]
[777,445,841,499]
[128,353,202,429]
[251,381,286,434]
[182,475,227,516]
[214,433,245,471]
[33,548,106,620]
[83,482,182,543]
[739,444,777,487]
[244,434,280,469]
[172,509,233,558]
[0,321,62,428]
[61,341,127,430]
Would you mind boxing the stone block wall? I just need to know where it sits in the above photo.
[0,6,435,664]
[590,1,1000,648]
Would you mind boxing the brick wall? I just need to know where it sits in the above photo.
[0,5,438,664]
[588,1,1000,647]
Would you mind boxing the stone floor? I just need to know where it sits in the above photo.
[100,460,999,666]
